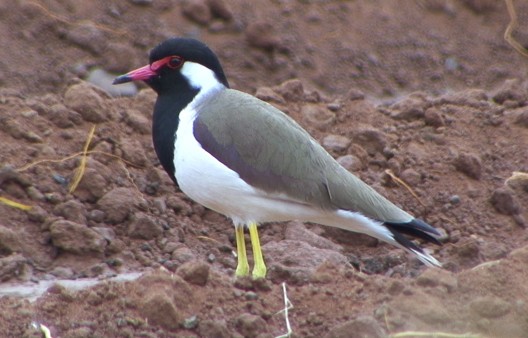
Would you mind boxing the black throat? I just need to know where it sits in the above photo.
[151,79,199,184]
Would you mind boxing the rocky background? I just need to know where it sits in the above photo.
[1,1,528,337]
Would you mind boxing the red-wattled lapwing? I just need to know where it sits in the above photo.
[114,38,441,279]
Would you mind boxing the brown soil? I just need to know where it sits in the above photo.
[1,1,528,337]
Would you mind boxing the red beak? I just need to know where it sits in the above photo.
[113,64,157,84]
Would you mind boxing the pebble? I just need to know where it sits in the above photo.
[140,291,181,330]
[321,134,351,153]
[337,154,363,172]
[0,225,22,254]
[424,107,445,127]
[390,97,426,121]
[275,79,304,102]
[235,313,268,338]
[183,315,199,330]
[284,221,342,251]
[492,79,525,105]
[245,21,281,51]
[53,200,87,224]
[0,254,27,282]
[254,86,285,104]
[453,152,482,180]
[97,187,146,224]
[198,320,231,338]
[353,128,387,156]
[63,22,107,55]
[87,68,137,97]
[490,187,520,215]
[120,138,148,166]
[324,316,386,338]
[26,186,45,201]
[50,266,75,279]
[301,104,336,130]
[182,0,212,25]
[73,168,108,203]
[177,260,210,286]
[64,82,108,123]
[49,220,107,254]
[124,109,151,134]
[128,212,163,240]
[416,268,458,292]
[514,107,528,128]
[208,0,233,21]
[470,296,511,319]
[400,168,421,186]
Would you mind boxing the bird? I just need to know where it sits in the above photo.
[113,37,441,279]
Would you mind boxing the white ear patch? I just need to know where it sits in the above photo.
[181,62,222,92]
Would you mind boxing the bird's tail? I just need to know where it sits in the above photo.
[384,219,442,267]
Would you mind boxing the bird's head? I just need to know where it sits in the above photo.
[113,38,229,94]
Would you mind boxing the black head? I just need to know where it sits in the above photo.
[113,37,229,93]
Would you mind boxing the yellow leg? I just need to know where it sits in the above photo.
[249,222,267,279]
[235,226,249,277]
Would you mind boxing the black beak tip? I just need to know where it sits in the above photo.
[112,75,131,85]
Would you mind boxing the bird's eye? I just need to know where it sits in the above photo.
[167,56,183,69]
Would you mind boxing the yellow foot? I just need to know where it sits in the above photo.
[235,226,249,277]
[249,222,267,279]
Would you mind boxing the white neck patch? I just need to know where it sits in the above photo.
[180,61,224,93]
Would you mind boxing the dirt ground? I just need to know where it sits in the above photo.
[1,1,528,337]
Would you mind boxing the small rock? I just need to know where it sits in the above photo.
[64,22,107,55]
[207,0,233,20]
[50,266,75,279]
[391,97,426,121]
[120,138,148,166]
[177,260,210,286]
[453,152,482,180]
[0,254,28,282]
[50,220,107,254]
[492,79,525,104]
[183,315,199,329]
[140,291,181,330]
[172,246,196,265]
[346,88,365,101]
[460,0,498,12]
[128,212,163,240]
[400,168,421,186]
[322,134,351,153]
[490,187,520,215]
[264,240,348,285]
[198,320,231,338]
[424,107,445,127]
[470,296,511,318]
[275,79,304,101]
[46,104,83,129]
[324,316,386,338]
[514,108,528,128]
[182,0,212,25]
[301,104,336,130]
[26,186,45,201]
[284,221,342,251]
[353,128,387,156]
[337,154,363,172]
[97,187,146,224]
[416,268,457,292]
[245,21,280,50]
[124,109,151,134]
[53,200,87,224]
[236,313,268,338]
[87,68,137,97]
[0,225,22,254]
[255,87,285,104]
[64,82,108,123]
[73,168,108,203]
